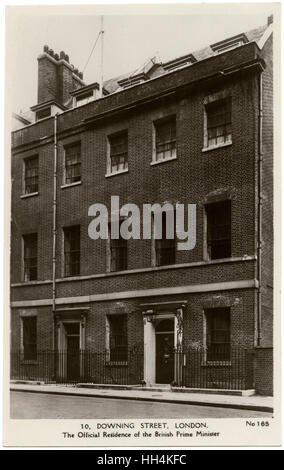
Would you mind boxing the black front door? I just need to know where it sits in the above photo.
[155,319,174,383]
[65,323,80,381]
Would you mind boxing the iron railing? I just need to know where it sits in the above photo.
[10,346,254,390]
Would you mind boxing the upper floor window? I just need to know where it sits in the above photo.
[109,221,127,272]
[155,211,176,266]
[24,156,38,194]
[64,143,81,185]
[206,200,231,260]
[205,98,232,149]
[64,225,80,277]
[23,233,38,281]
[108,131,128,175]
[22,316,37,361]
[154,116,176,163]
[107,314,128,361]
[205,307,231,361]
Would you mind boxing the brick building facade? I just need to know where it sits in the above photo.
[10,19,273,394]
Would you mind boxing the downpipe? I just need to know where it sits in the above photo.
[52,114,58,351]
[257,74,263,346]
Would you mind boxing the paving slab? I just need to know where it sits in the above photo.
[10,383,273,412]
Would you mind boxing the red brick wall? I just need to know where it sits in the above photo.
[11,72,259,291]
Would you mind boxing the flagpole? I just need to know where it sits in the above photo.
[100,15,104,98]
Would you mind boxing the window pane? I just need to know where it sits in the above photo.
[25,157,38,194]
[109,132,128,173]
[155,117,176,162]
[206,200,231,260]
[155,212,176,266]
[23,317,37,360]
[206,308,230,361]
[65,144,81,184]
[110,222,127,272]
[64,226,80,276]
[23,233,38,281]
[206,98,232,147]
[108,314,128,361]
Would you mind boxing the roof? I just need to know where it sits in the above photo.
[102,23,268,94]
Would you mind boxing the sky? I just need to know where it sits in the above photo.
[6,4,275,114]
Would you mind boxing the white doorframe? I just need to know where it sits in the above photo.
[143,309,183,386]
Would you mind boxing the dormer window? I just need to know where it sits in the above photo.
[36,107,51,121]
[76,91,94,107]
[211,33,248,54]
[70,82,100,107]
[163,54,196,73]
[31,100,65,121]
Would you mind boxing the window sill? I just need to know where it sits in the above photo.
[105,169,129,178]
[61,181,82,189]
[202,141,232,152]
[151,156,177,166]
[20,192,39,199]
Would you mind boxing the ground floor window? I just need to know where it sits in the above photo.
[22,316,37,360]
[108,314,128,361]
[205,307,231,361]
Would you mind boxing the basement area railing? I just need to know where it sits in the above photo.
[10,346,254,390]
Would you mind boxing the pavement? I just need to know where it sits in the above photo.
[10,382,273,413]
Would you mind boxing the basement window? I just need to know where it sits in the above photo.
[205,200,231,260]
[204,98,232,149]
[205,308,231,361]
[153,116,176,163]
[64,225,80,277]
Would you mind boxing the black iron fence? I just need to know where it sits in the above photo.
[176,347,254,390]
[11,346,254,390]
[10,348,144,386]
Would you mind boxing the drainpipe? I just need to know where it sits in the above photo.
[52,114,58,350]
[257,74,263,346]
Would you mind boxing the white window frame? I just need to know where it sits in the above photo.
[152,116,177,165]
[202,92,232,152]
[106,131,129,177]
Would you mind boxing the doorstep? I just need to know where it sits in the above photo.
[77,383,255,396]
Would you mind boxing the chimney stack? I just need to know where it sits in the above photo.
[267,15,273,26]
[37,45,85,107]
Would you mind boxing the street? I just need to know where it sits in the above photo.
[10,391,272,419]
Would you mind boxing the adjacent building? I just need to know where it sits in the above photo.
[11,17,273,394]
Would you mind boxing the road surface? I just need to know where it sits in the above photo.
[10,391,272,419]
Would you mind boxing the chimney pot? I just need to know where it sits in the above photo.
[60,51,65,60]
[65,54,69,63]
[49,49,54,57]
[54,53,59,61]
[267,15,273,26]
[74,68,79,75]
[43,45,49,53]
[78,72,83,79]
